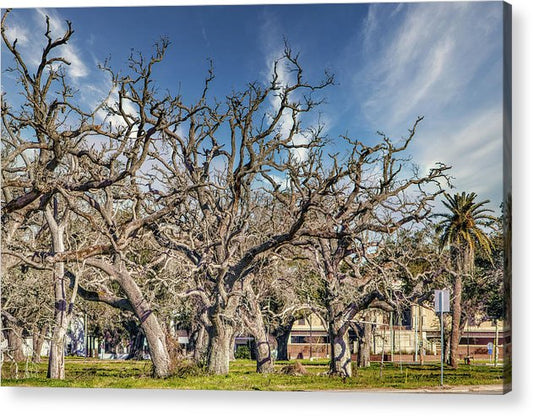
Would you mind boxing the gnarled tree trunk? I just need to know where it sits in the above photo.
[357,321,372,368]
[329,326,352,377]
[205,293,241,375]
[46,205,73,380]
[47,318,68,379]
[250,326,274,374]
[274,319,294,361]
[32,324,48,363]
[228,330,238,361]
[243,282,274,373]
[190,323,208,363]
[450,272,463,369]
[114,264,171,378]
[47,256,71,379]
[4,321,25,362]
[206,322,232,375]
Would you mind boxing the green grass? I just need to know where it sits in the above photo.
[1,358,506,390]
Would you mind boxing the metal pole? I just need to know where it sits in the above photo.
[467,317,470,359]
[419,306,424,365]
[390,312,394,364]
[398,312,402,372]
[494,320,499,366]
[440,291,444,387]
[308,317,312,360]
[380,324,385,378]
[414,306,419,363]
[84,312,88,358]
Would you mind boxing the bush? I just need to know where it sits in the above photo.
[173,359,205,378]
[280,361,307,376]
[234,345,251,359]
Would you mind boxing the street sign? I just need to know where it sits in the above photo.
[435,289,450,387]
[434,289,450,313]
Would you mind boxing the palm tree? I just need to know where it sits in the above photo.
[435,192,496,368]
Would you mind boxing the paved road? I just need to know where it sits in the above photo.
[353,384,509,395]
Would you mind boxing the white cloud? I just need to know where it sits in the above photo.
[3,9,90,82]
[417,107,503,211]
[264,48,311,163]
[62,44,89,78]
[258,12,312,164]
[357,2,501,134]
[353,2,504,210]
[3,23,29,45]
[96,85,139,130]
[28,9,89,81]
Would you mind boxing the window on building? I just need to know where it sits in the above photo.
[291,336,306,344]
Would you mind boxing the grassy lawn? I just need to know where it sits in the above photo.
[1,358,506,390]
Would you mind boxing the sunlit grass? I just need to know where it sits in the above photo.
[1,358,505,390]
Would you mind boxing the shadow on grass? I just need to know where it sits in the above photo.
[1,358,504,390]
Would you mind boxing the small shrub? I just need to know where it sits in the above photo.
[234,345,251,359]
[280,361,307,375]
[173,359,205,378]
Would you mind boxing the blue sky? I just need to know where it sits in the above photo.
[1,2,505,212]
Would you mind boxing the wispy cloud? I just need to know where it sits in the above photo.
[3,22,29,45]
[3,8,108,121]
[352,2,503,209]
[34,8,89,80]
[259,13,311,164]
[358,3,500,131]
[2,9,90,82]
[417,107,503,201]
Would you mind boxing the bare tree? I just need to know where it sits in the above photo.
[1,9,180,378]
[1,218,54,364]
[297,118,450,377]
[150,45,334,374]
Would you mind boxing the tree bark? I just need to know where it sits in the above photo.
[242,282,274,373]
[114,264,171,378]
[204,291,241,375]
[325,275,354,377]
[46,206,72,380]
[330,329,352,377]
[274,320,294,361]
[4,321,25,362]
[328,318,352,377]
[47,322,67,379]
[190,323,208,363]
[254,337,274,373]
[125,322,145,360]
[228,330,237,361]
[357,322,372,368]
[32,324,48,363]
[450,271,463,369]
[47,258,70,379]
[206,323,232,375]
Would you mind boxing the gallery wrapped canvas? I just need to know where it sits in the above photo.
[1,1,511,394]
